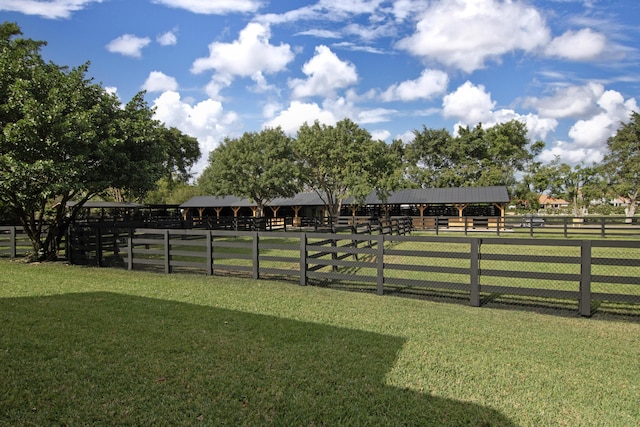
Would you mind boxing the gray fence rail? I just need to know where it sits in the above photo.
[116,228,640,317]
[3,224,640,317]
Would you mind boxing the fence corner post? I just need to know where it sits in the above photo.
[377,234,384,295]
[10,226,17,259]
[470,238,480,307]
[206,231,213,276]
[300,232,307,286]
[580,240,592,317]
[252,232,259,280]
[127,229,133,271]
[164,229,171,274]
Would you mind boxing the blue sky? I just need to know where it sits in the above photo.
[2,0,639,174]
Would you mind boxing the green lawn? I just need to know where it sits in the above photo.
[1,260,639,426]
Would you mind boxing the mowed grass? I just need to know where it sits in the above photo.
[1,260,640,426]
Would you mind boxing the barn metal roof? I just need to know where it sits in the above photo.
[180,186,509,208]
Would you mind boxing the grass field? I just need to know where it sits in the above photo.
[1,259,639,426]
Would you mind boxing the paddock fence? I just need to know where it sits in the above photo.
[117,228,640,317]
[3,222,640,317]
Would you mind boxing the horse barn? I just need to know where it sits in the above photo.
[179,186,510,230]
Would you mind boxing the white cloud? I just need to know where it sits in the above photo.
[397,0,550,72]
[289,45,358,99]
[0,0,103,19]
[152,91,242,174]
[358,108,396,124]
[157,30,178,46]
[263,101,337,135]
[191,22,294,87]
[568,89,638,148]
[443,81,558,142]
[545,28,607,61]
[142,71,178,92]
[106,34,151,58]
[524,83,604,118]
[151,0,262,14]
[443,81,495,123]
[539,89,638,164]
[370,129,391,141]
[381,69,448,102]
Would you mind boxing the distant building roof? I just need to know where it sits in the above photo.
[181,186,510,209]
[67,201,143,209]
[539,194,570,206]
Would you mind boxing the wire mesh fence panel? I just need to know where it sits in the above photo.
[211,230,255,277]
[477,238,582,310]
[257,232,303,281]
[305,233,379,290]
[0,226,32,258]
[589,240,640,314]
[383,235,472,298]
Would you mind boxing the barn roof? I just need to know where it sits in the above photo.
[180,186,510,208]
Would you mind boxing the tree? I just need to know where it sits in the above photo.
[198,127,299,217]
[294,118,402,218]
[602,111,640,219]
[537,160,597,216]
[0,23,190,260]
[405,120,542,189]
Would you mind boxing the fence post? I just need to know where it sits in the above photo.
[96,225,103,267]
[252,232,259,280]
[601,217,606,239]
[376,234,384,295]
[580,240,592,317]
[563,217,568,238]
[206,231,213,276]
[300,233,307,286]
[164,229,171,274]
[127,229,133,271]
[470,238,480,307]
[10,226,16,259]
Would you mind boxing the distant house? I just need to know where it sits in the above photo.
[539,195,570,209]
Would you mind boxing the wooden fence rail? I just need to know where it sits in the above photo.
[3,223,640,317]
[116,228,640,317]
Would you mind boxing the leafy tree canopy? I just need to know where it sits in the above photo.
[294,118,402,218]
[0,22,199,260]
[405,120,542,190]
[601,111,640,217]
[198,127,299,217]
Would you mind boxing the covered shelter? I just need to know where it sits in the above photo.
[180,186,510,230]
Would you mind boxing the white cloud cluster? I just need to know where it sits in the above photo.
[545,28,607,61]
[263,101,337,135]
[289,45,358,99]
[191,22,294,98]
[443,80,558,141]
[397,0,550,72]
[524,83,604,119]
[0,0,103,19]
[157,29,178,46]
[536,88,638,164]
[381,69,448,102]
[152,91,242,174]
[106,34,151,58]
[142,71,178,93]
[150,0,262,14]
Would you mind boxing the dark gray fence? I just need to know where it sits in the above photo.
[116,228,640,317]
[4,223,640,317]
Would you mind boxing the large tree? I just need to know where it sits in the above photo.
[294,118,402,218]
[535,160,598,216]
[601,111,640,219]
[405,120,543,189]
[0,23,191,260]
[198,127,299,217]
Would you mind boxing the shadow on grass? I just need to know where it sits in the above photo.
[0,292,516,426]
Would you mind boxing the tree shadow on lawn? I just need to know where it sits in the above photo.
[0,292,516,426]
